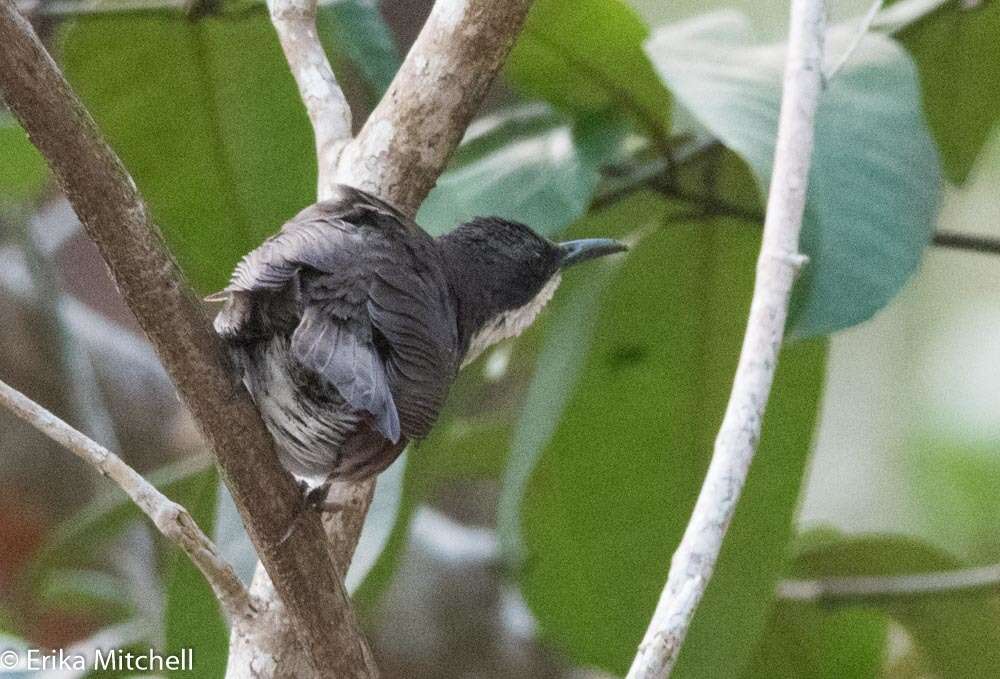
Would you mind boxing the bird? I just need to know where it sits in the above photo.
[209,184,626,504]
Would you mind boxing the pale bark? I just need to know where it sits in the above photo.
[626,1,826,677]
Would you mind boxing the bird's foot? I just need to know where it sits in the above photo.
[277,480,338,547]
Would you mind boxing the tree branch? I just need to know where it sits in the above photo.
[778,562,1000,603]
[0,3,376,676]
[336,0,535,216]
[626,2,827,677]
[0,378,251,620]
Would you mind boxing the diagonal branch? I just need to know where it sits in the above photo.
[626,1,828,677]
[0,378,251,621]
[336,0,536,216]
[0,2,376,676]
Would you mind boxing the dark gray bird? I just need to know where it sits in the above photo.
[210,185,625,495]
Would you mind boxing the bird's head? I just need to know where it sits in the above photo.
[437,217,627,365]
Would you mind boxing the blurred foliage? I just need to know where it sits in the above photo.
[517,195,827,675]
[763,534,1000,678]
[892,0,1000,184]
[59,2,399,293]
[419,103,629,237]
[506,0,671,143]
[0,114,47,207]
[646,12,940,338]
[907,439,1000,564]
[1,0,997,677]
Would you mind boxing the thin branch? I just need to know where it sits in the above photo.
[627,2,827,677]
[336,0,536,216]
[932,230,1000,256]
[0,3,375,676]
[778,562,1000,603]
[595,157,1000,258]
[0,378,251,620]
[825,0,884,80]
[267,0,352,199]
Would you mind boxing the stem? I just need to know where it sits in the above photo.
[627,2,827,676]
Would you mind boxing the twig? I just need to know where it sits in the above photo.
[267,0,352,199]
[626,2,827,677]
[778,562,1000,602]
[932,231,1000,256]
[0,3,376,676]
[594,160,1000,258]
[825,0,884,81]
[0,378,251,620]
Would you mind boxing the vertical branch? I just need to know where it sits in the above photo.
[626,1,827,677]
[267,0,352,200]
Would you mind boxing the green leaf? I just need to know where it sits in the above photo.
[746,606,888,679]
[319,0,400,98]
[792,534,1000,679]
[0,113,47,206]
[506,0,670,142]
[906,439,1000,563]
[163,466,227,679]
[418,105,626,238]
[646,12,941,338]
[518,192,827,676]
[61,15,316,293]
[497,216,626,563]
[891,0,1000,184]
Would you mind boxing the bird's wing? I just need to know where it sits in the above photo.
[366,243,459,439]
[214,190,458,442]
[291,300,401,443]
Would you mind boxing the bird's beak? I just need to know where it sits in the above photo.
[558,238,628,269]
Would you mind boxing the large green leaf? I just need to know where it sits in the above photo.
[746,606,888,679]
[60,5,394,293]
[791,534,1000,679]
[418,105,626,237]
[497,210,629,564]
[61,15,313,292]
[890,0,1000,184]
[506,0,671,142]
[518,192,827,676]
[645,13,941,338]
